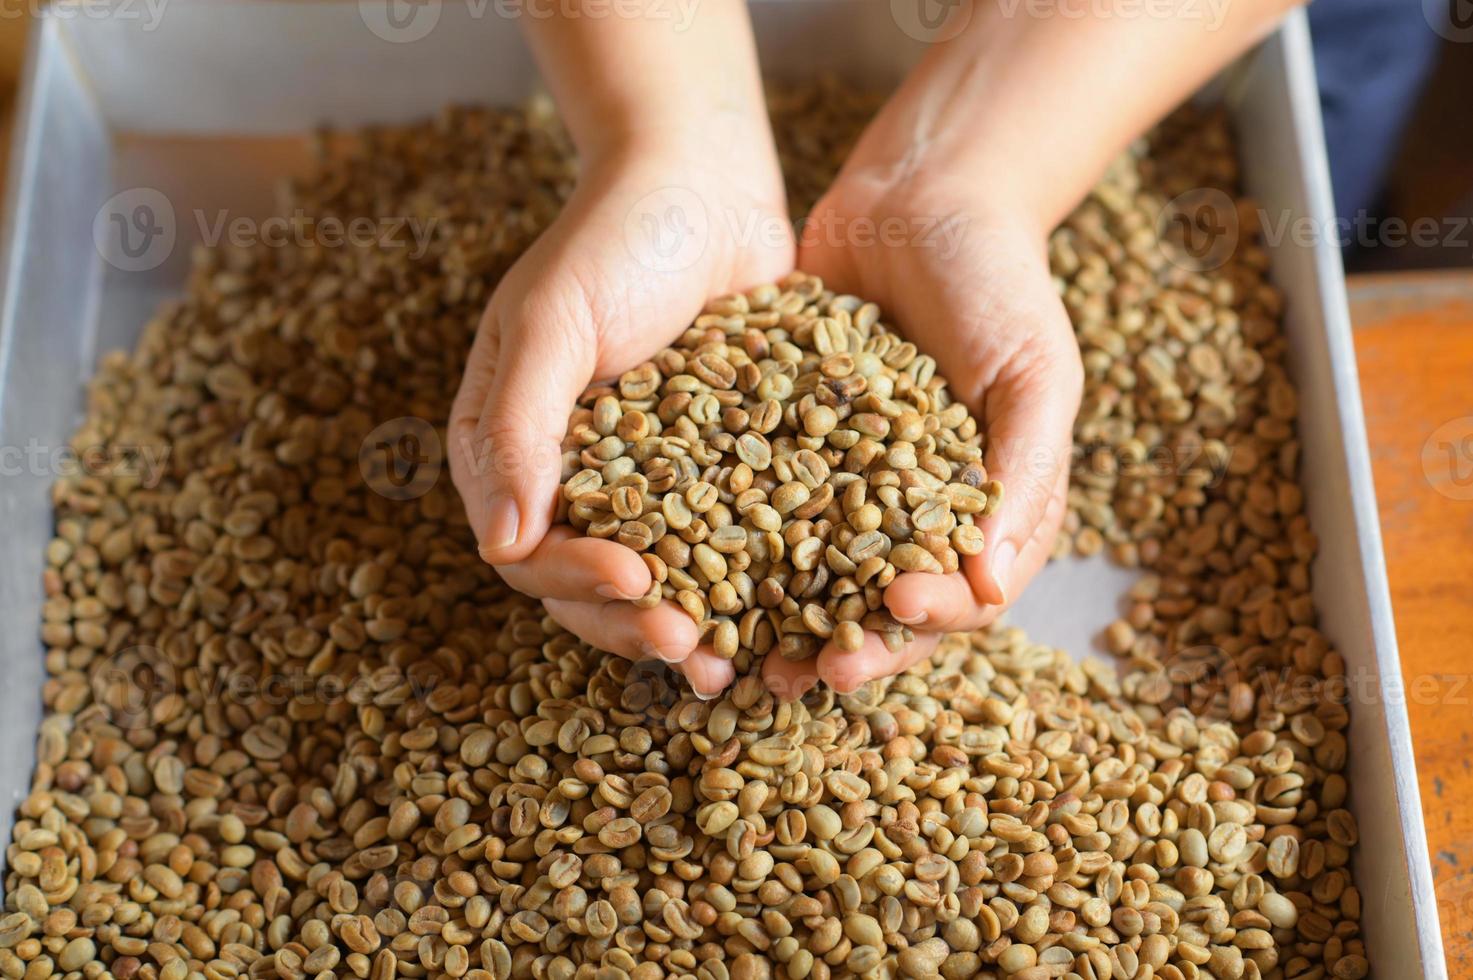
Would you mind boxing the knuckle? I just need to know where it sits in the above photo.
[514,261,624,347]
[481,399,541,446]
[1011,313,1083,383]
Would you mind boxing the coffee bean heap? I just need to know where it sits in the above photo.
[2,89,1366,980]
[560,274,1001,672]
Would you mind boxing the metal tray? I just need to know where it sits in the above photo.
[0,2,1444,975]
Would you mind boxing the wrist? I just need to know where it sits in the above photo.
[581,118,787,218]
[828,143,1058,255]
[834,6,1109,238]
[523,0,779,185]
[583,114,773,175]
[836,105,1065,243]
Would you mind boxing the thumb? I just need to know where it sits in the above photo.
[451,302,595,565]
[972,345,1082,606]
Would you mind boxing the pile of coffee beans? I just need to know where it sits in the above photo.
[2,92,1366,980]
[561,274,1001,673]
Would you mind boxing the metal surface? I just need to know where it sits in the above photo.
[1229,20,1443,974]
[0,14,108,848]
[0,3,1442,975]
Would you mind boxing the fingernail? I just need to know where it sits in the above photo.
[479,492,520,559]
[894,610,928,626]
[641,641,686,664]
[596,583,641,601]
[694,688,720,701]
[988,540,1017,605]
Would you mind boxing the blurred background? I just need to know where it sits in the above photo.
[0,3,1469,270]
[1310,0,1473,272]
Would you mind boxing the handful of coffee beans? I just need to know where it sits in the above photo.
[560,272,1002,673]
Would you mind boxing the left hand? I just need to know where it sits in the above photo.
[764,168,1084,698]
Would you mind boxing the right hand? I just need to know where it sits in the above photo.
[449,138,793,698]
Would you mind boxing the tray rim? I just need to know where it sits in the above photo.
[1272,10,1443,975]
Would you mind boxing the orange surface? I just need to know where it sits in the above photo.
[1351,271,1473,975]
[0,10,25,194]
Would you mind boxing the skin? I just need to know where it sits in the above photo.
[449,0,1304,699]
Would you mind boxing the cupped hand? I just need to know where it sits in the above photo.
[450,140,792,697]
[765,169,1084,698]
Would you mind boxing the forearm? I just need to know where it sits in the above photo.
[520,0,773,163]
[849,0,1304,232]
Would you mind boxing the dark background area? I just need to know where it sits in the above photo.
[1356,45,1473,271]
[1336,2,1473,272]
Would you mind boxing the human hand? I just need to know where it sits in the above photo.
[757,0,1296,696]
[765,168,1083,697]
[449,139,793,698]
[446,0,791,697]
